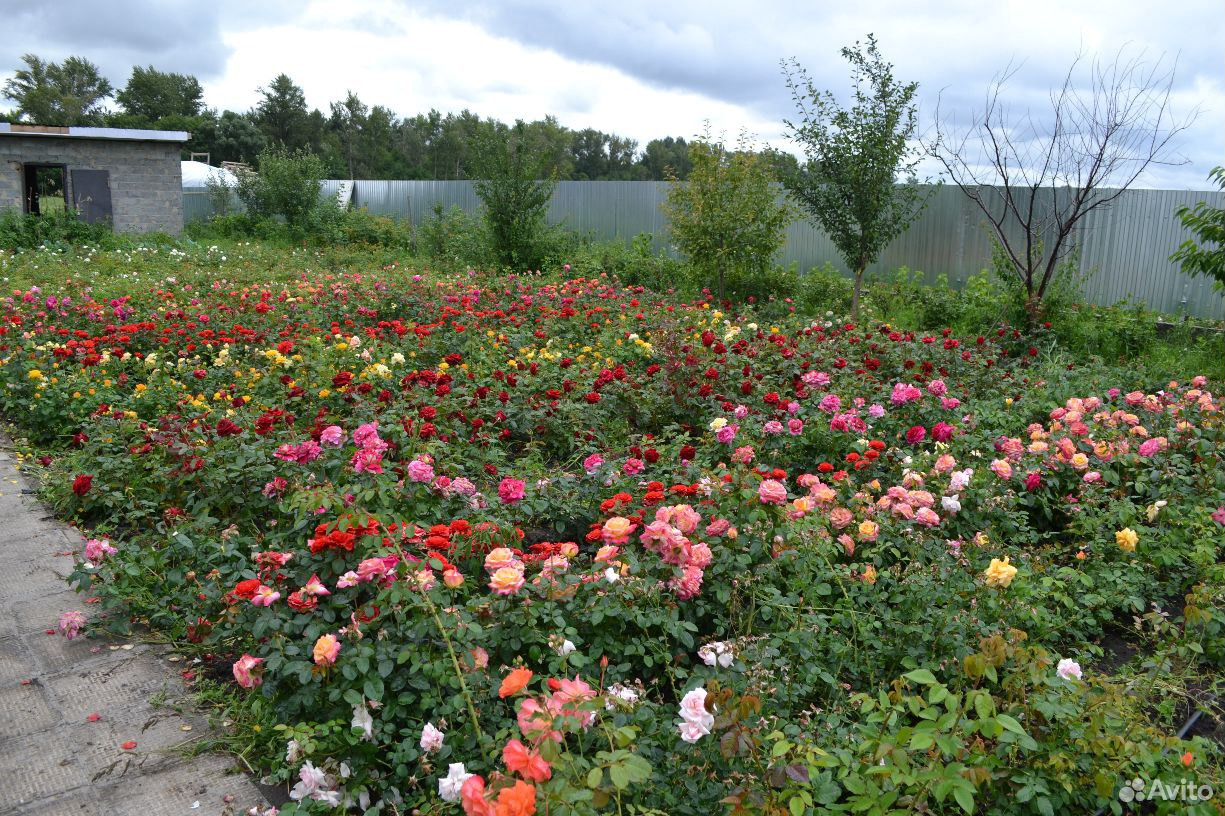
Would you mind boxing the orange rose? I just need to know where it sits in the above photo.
[499,667,534,699]
[494,781,537,816]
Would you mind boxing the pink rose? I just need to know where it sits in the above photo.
[319,425,344,446]
[758,479,788,506]
[407,458,435,483]
[498,478,526,504]
[232,654,265,689]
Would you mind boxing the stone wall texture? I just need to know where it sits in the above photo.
[0,136,184,234]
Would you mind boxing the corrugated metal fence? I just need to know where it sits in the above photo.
[184,181,1225,319]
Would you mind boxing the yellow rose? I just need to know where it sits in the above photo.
[983,557,1018,588]
[857,520,879,542]
[26,369,43,381]
[1116,528,1139,553]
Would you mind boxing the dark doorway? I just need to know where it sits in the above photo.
[70,169,113,225]
[22,164,67,215]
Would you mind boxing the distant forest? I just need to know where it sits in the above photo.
[1,54,801,180]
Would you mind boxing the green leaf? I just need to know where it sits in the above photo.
[609,764,630,790]
[903,669,938,685]
[953,786,974,814]
[587,767,603,789]
[996,714,1025,735]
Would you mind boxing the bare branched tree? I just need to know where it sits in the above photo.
[926,47,1195,316]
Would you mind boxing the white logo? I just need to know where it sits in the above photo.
[1119,777,1214,803]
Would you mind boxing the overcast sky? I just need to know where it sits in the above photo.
[3,0,1222,189]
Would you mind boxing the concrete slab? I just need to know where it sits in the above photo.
[0,682,61,739]
[0,435,268,814]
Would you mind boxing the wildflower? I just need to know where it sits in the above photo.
[439,763,473,803]
[499,667,534,699]
[312,633,341,667]
[59,610,86,640]
[1056,658,1082,681]
[232,654,265,689]
[1116,528,1138,553]
[420,722,445,753]
[983,557,1018,588]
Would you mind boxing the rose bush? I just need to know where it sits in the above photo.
[1,244,1221,814]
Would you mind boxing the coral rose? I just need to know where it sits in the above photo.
[499,667,534,698]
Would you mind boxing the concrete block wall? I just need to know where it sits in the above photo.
[0,136,184,234]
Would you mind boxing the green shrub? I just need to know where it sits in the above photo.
[417,204,491,269]
[661,132,793,302]
[235,147,332,237]
[0,207,116,250]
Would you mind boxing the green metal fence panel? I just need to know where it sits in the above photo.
[183,181,1225,318]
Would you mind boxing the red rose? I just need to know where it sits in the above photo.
[234,579,261,600]
[72,475,93,497]
[906,426,927,445]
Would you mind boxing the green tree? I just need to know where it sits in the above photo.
[254,74,311,149]
[3,53,113,125]
[782,36,928,319]
[471,120,557,270]
[329,91,368,178]
[236,146,329,235]
[1171,167,1225,293]
[661,130,793,301]
[116,65,202,121]
[640,137,691,180]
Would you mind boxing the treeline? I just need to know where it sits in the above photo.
[0,54,713,180]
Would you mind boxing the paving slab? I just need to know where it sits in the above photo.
[0,435,269,814]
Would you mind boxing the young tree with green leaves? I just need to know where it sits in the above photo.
[3,54,113,125]
[1171,167,1225,295]
[471,120,558,271]
[782,35,928,319]
[661,130,793,302]
[116,65,203,121]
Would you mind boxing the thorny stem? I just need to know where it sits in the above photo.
[423,593,485,744]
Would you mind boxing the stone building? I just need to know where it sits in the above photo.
[0,123,188,234]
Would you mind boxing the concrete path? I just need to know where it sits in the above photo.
[0,441,270,816]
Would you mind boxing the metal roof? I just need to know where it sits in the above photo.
[0,123,189,142]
